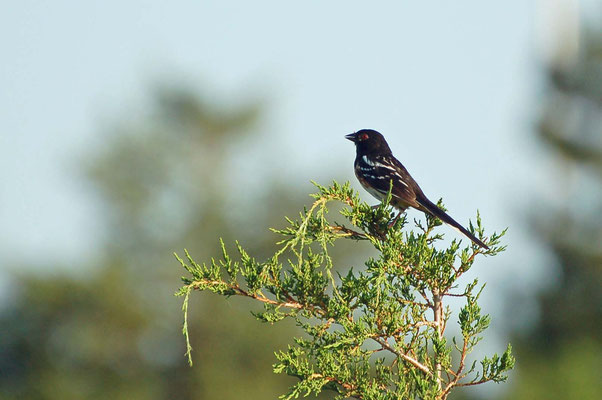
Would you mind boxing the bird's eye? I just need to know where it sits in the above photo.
[359,133,369,141]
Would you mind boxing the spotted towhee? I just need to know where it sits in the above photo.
[346,129,489,249]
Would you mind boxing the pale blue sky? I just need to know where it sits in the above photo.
[1,2,589,366]
[1,1,535,259]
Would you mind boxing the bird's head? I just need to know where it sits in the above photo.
[345,129,392,155]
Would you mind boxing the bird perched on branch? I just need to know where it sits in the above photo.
[345,129,489,249]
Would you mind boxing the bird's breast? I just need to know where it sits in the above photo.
[354,163,386,201]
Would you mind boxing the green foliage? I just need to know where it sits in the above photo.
[176,181,513,399]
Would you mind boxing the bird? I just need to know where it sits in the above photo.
[345,129,489,249]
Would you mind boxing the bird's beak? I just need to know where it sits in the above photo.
[345,133,356,142]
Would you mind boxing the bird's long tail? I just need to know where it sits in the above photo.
[416,197,489,250]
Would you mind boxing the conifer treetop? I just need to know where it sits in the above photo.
[176,181,514,400]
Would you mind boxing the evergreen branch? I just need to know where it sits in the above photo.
[185,279,326,316]
[175,180,513,399]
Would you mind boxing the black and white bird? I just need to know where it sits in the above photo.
[345,129,489,249]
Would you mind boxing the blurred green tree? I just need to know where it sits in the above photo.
[0,85,350,399]
[503,26,602,400]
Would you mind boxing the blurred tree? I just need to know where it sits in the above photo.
[0,85,350,399]
[503,25,602,399]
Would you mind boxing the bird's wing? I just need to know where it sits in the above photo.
[359,155,490,249]
[356,155,421,208]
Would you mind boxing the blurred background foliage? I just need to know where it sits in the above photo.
[1,10,601,400]
[500,24,602,400]
[0,86,364,399]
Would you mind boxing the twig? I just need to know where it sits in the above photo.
[372,337,433,377]
[397,298,430,308]
[433,291,443,391]
[330,224,367,240]
[441,338,469,398]
[189,279,326,316]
